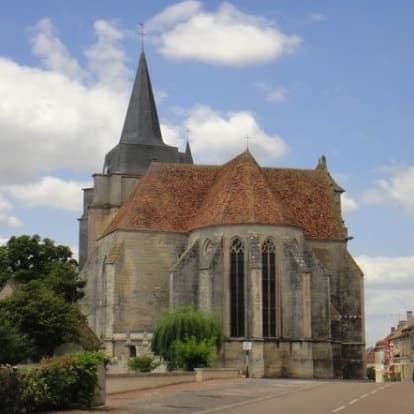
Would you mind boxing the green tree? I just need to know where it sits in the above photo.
[0,235,84,302]
[151,307,223,369]
[0,315,33,365]
[0,281,85,360]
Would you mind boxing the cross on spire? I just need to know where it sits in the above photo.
[138,22,146,51]
[245,135,253,150]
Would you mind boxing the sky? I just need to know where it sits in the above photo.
[0,0,413,347]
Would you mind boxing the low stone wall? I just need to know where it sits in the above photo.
[107,368,242,394]
[195,368,241,382]
[107,372,195,394]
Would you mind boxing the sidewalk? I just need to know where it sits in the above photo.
[56,377,247,414]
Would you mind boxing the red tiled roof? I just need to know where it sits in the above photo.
[103,151,346,240]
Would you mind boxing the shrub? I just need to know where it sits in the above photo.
[0,351,108,413]
[151,306,223,368]
[173,336,216,371]
[0,367,22,414]
[128,355,160,373]
[19,367,52,412]
[366,366,375,381]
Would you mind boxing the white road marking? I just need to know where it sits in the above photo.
[360,394,368,399]
[332,406,346,413]
[349,399,359,405]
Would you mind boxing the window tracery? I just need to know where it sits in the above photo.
[262,238,276,337]
[230,237,245,337]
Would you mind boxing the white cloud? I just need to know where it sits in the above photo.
[162,105,288,164]
[0,19,129,185]
[341,193,359,214]
[84,19,130,92]
[161,122,183,148]
[145,1,203,32]
[356,255,414,345]
[5,176,90,212]
[154,89,168,105]
[357,255,414,289]
[31,18,84,81]
[362,165,414,217]
[0,193,22,228]
[147,2,301,66]
[70,244,79,261]
[0,237,8,245]
[256,82,288,103]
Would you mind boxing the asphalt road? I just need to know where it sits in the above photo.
[103,378,414,414]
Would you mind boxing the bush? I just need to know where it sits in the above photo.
[151,306,223,369]
[366,366,375,381]
[0,351,108,413]
[128,355,160,373]
[0,368,22,414]
[173,336,216,371]
[0,316,34,364]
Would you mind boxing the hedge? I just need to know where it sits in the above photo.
[0,351,108,414]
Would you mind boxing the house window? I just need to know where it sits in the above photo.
[262,239,276,337]
[230,238,245,337]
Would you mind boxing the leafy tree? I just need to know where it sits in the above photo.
[0,315,34,365]
[0,235,84,302]
[151,307,223,369]
[0,281,85,360]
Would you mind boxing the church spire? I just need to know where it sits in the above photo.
[103,48,193,175]
[119,51,164,145]
[184,141,193,163]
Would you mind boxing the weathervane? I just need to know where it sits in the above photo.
[138,22,146,51]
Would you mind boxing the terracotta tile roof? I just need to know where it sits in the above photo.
[190,151,296,229]
[103,151,346,240]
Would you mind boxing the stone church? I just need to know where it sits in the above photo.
[79,50,365,379]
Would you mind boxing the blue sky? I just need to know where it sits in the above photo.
[0,1,413,346]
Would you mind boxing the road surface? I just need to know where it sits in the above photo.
[99,378,414,414]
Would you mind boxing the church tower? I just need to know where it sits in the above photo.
[79,51,193,268]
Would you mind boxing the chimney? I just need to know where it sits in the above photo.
[391,327,396,333]
[407,311,413,320]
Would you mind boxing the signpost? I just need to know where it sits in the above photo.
[243,341,252,378]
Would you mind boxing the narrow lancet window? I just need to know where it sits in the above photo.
[262,239,276,337]
[230,238,245,337]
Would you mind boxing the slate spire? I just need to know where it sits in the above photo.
[119,51,164,145]
[103,50,192,175]
[184,141,193,163]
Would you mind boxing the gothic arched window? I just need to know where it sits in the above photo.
[230,238,245,337]
[262,239,276,337]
